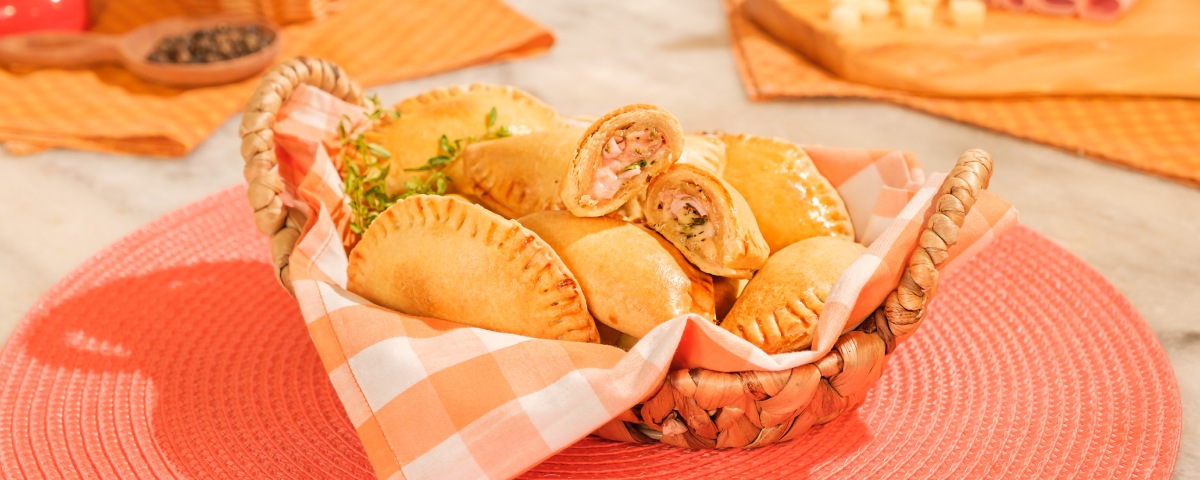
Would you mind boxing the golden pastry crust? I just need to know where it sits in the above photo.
[518,211,715,338]
[347,195,599,343]
[678,133,727,176]
[460,127,583,219]
[643,163,770,279]
[378,84,566,195]
[560,104,684,217]
[720,133,854,252]
[721,237,865,353]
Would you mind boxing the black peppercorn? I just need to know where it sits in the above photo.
[146,23,275,64]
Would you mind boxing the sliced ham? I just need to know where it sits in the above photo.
[587,130,666,201]
[984,0,1137,19]
[1080,0,1136,21]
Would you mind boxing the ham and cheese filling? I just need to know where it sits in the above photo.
[588,127,666,201]
[657,189,715,241]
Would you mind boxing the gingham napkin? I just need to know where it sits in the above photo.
[270,85,1018,480]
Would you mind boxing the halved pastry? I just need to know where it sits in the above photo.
[643,163,769,279]
[720,133,854,252]
[721,236,866,354]
[518,211,715,338]
[376,84,567,196]
[460,127,583,219]
[347,195,599,343]
[560,104,685,217]
[602,134,723,225]
[678,133,727,175]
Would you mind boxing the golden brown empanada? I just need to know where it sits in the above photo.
[460,127,583,219]
[518,211,715,338]
[720,134,854,252]
[560,104,684,217]
[377,84,566,196]
[679,133,727,175]
[721,236,865,353]
[643,163,769,279]
[347,195,599,343]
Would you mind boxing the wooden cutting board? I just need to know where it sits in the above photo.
[743,0,1200,98]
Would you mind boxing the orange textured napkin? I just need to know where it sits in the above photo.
[725,0,1200,187]
[0,0,553,157]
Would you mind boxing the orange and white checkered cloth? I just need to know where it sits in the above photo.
[270,84,1018,480]
[0,0,552,157]
[725,0,1200,187]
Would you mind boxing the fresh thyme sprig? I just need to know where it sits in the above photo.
[339,103,513,234]
[398,106,513,198]
[620,160,647,172]
[339,94,402,235]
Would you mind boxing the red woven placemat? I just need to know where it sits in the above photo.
[0,186,1180,478]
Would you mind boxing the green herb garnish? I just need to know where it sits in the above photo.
[620,160,647,172]
[678,203,709,238]
[339,94,400,235]
[398,106,512,197]
[340,103,514,234]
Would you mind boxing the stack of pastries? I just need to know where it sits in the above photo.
[344,84,865,354]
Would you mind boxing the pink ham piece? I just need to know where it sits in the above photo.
[984,0,1137,19]
[587,130,664,201]
[1080,0,1136,20]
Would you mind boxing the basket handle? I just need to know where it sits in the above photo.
[239,57,365,293]
[868,149,994,352]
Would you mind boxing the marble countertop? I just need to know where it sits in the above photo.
[0,0,1195,476]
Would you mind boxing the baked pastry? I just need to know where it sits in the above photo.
[605,134,725,225]
[713,276,744,320]
[518,211,715,338]
[460,127,583,219]
[678,133,727,175]
[720,133,854,252]
[347,195,599,343]
[643,163,769,279]
[721,236,865,353]
[376,84,566,196]
[560,104,684,217]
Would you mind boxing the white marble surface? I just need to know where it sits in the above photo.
[0,0,1196,476]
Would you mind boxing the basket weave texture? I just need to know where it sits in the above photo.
[239,57,995,450]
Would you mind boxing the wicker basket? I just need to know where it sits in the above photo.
[175,0,343,25]
[239,57,994,449]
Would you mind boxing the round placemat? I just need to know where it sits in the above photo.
[0,186,1181,479]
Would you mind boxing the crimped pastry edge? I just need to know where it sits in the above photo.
[347,194,598,342]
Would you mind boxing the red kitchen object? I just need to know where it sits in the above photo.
[0,0,90,36]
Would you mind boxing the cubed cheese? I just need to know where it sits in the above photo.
[949,0,986,28]
[830,4,863,33]
[860,0,891,19]
[902,4,934,30]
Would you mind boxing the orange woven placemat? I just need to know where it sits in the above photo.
[726,0,1200,187]
[0,186,1180,478]
[0,0,552,157]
